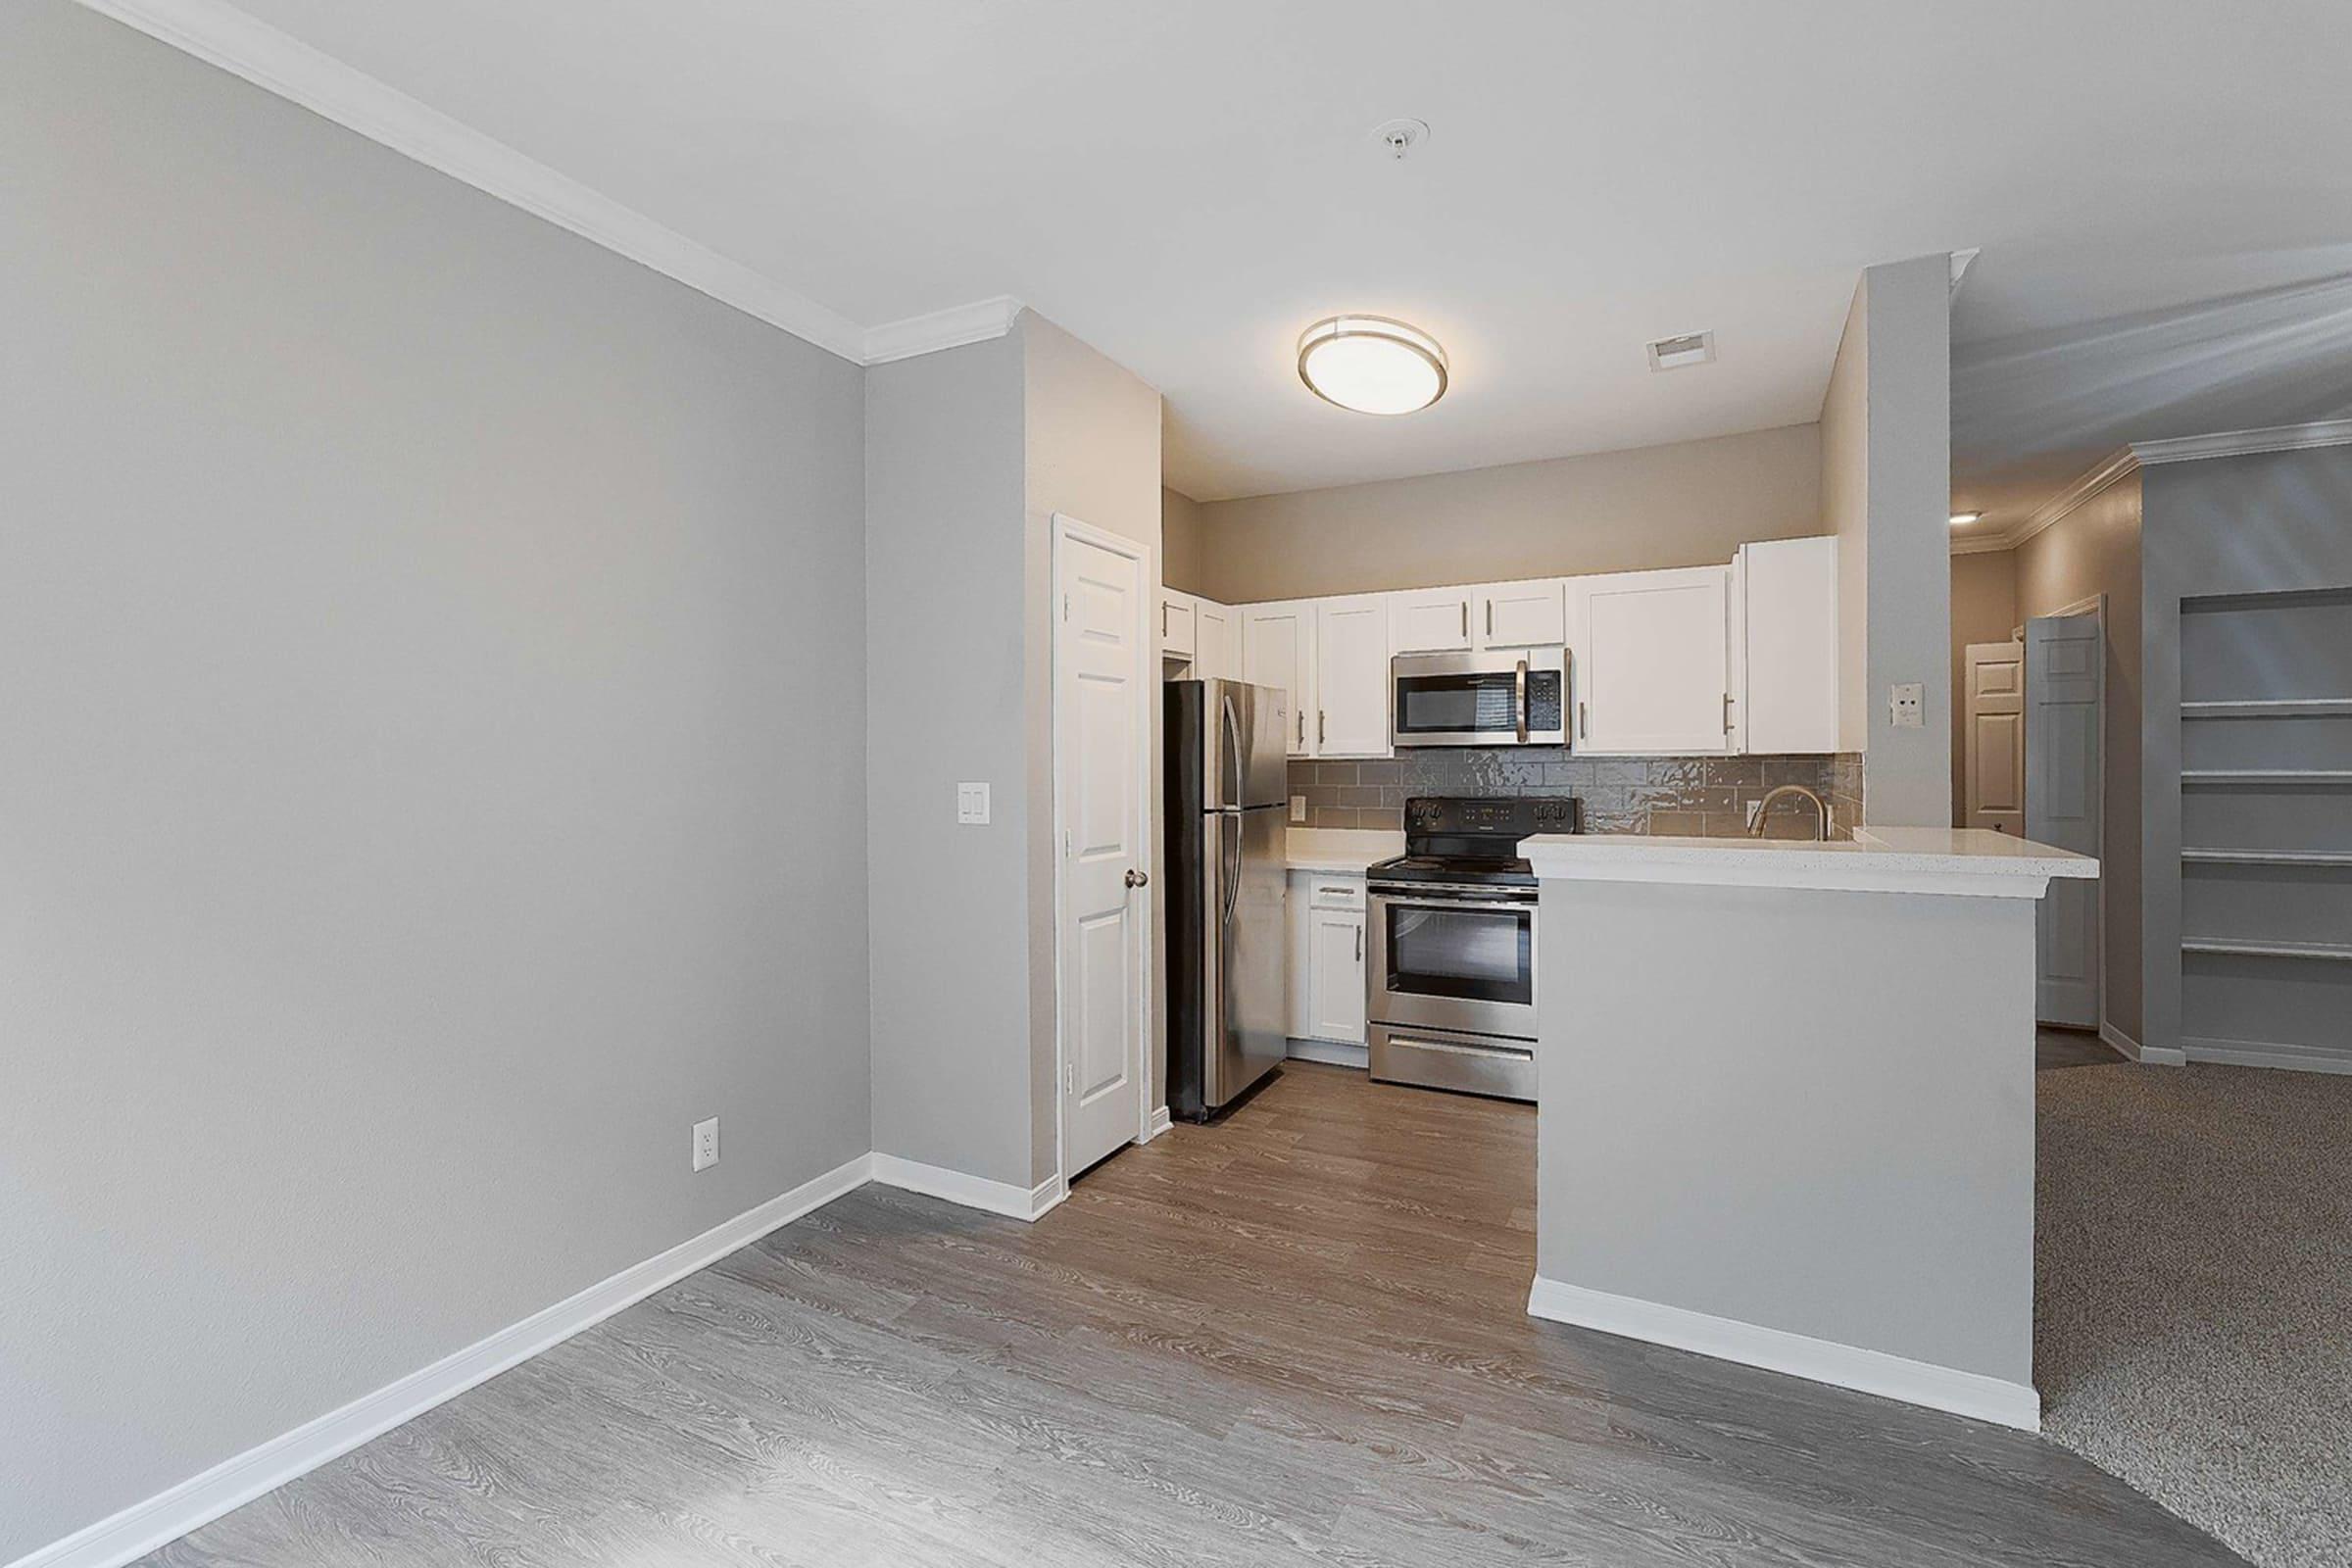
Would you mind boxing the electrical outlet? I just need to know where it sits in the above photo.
[692,1116,719,1172]
[1888,682,1926,729]
[1290,794,1308,824]
[956,782,990,824]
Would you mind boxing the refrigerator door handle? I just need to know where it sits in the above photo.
[1222,691,1245,808]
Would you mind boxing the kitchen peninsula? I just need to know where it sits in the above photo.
[1521,827,2097,1430]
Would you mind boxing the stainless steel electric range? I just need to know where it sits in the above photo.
[1364,795,1579,1102]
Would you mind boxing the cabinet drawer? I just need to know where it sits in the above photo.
[1308,877,1366,911]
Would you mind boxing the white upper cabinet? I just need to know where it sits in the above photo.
[1313,594,1392,758]
[1568,566,1733,755]
[1158,588,1198,660]
[1194,597,1237,682]
[1242,601,1315,756]
[1388,586,1476,654]
[1390,579,1567,654]
[1731,537,1838,755]
[1477,580,1567,649]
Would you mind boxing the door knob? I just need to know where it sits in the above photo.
[1124,868,1150,889]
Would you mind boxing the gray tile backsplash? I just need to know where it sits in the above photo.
[1292,751,1865,841]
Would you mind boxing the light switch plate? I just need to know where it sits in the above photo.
[1290,795,1308,824]
[1889,682,1926,729]
[956,782,990,824]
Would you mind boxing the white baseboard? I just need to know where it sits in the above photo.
[867,1152,1064,1221]
[2100,1019,2186,1066]
[1526,1276,2040,1433]
[1285,1038,1369,1069]
[1136,1105,1173,1144]
[2181,1035,2352,1075]
[10,1152,873,1568]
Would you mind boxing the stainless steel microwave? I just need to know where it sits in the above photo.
[1391,649,1568,748]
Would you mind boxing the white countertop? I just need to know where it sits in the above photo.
[1522,826,2097,899]
[1284,827,1404,873]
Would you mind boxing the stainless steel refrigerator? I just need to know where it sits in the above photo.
[1165,679,1290,1121]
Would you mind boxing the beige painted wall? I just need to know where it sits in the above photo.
[1161,486,1208,595]
[2014,471,2143,1040]
[1186,424,1822,604]
[1949,550,2019,821]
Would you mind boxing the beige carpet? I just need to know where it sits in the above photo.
[2036,1060,2352,1568]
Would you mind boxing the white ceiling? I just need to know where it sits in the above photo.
[190,0,2352,504]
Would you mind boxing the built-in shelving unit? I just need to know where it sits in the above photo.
[2175,586,2352,1072]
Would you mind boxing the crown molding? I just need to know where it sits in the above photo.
[2129,416,2352,466]
[1947,532,2018,556]
[862,297,1025,365]
[74,0,908,365]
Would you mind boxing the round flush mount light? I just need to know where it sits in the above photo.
[1950,512,1984,527]
[1297,316,1448,416]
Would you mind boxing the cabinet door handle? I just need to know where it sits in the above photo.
[1460,601,1468,639]
[1723,691,1734,735]
[1162,603,1169,639]
[1578,700,1588,740]
[1486,601,1494,638]
[1318,710,1327,746]
[1355,923,1363,962]
[1298,709,1306,746]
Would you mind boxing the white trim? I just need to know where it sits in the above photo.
[71,0,1022,368]
[1136,1105,1174,1145]
[1048,512,1157,1193]
[2180,1036,2352,1075]
[1526,1276,2040,1432]
[1957,418,2352,558]
[867,1153,1066,1221]
[74,0,868,362]
[9,1152,872,1568]
[1284,1039,1370,1069]
[2101,1019,2186,1065]
[2130,417,2352,466]
[1947,247,1981,295]
[863,297,1023,365]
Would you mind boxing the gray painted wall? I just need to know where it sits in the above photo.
[2140,447,2352,1058]
[2015,473,2144,1041]
[864,332,1037,1189]
[1186,425,1823,604]
[0,6,870,1558]
[1823,256,1956,825]
[1538,879,2037,1386]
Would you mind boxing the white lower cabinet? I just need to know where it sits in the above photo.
[1286,870,1367,1050]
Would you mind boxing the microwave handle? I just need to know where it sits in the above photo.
[1514,659,1529,744]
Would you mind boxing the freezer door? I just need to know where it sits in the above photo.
[1239,682,1291,808]
[1209,806,1288,1107]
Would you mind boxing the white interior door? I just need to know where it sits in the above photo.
[1055,517,1149,1180]
[2026,614,2103,1029]
[1964,641,2026,834]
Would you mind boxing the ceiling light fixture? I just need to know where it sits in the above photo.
[1950,512,1983,526]
[1297,316,1448,416]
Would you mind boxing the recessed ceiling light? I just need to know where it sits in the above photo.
[1297,316,1448,416]
[1950,512,1983,526]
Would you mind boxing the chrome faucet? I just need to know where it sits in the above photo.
[1749,784,1832,841]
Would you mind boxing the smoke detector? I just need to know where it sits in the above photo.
[1370,118,1429,160]
[1645,330,1716,371]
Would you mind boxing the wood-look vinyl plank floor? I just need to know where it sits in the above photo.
[139,1063,2243,1567]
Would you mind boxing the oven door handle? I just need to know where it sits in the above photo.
[1371,894,1539,915]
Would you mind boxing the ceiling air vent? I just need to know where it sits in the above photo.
[1645,330,1715,371]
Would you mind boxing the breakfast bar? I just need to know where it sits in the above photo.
[1520,827,2097,1430]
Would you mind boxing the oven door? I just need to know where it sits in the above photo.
[1391,650,1567,748]
[1367,885,1538,1039]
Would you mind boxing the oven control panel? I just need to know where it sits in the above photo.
[1404,796,1581,836]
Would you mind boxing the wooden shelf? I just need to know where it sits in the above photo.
[2181,769,2352,787]
[2182,848,2352,867]
[2183,937,2352,962]
[2181,699,2352,718]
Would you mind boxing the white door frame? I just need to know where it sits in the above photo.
[1049,512,1154,1192]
